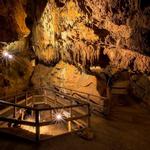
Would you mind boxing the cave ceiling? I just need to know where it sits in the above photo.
[0,0,150,75]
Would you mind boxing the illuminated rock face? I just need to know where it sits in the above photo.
[0,39,34,96]
[31,61,100,97]
[0,0,147,73]
[32,0,60,63]
[104,48,150,74]
[56,0,150,73]
[31,0,150,73]
[0,0,30,42]
[0,0,150,102]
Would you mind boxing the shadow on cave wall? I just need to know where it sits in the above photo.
[122,0,150,55]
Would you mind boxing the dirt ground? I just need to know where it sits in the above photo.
[0,102,150,150]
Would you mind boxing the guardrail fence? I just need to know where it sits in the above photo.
[0,87,91,142]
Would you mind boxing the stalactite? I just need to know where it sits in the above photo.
[82,49,86,66]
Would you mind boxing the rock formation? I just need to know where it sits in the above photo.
[0,0,149,104]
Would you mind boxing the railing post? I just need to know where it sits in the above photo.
[68,100,73,132]
[68,121,71,132]
[35,110,40,142]
[13,96,17,118]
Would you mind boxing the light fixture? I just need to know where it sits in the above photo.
[8,54,13,59]
[53,111,65,123]
[2,51,13,59]
[3,51,9,57]
[55,113,63,121]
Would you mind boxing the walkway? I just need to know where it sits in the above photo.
[0,101,150,150]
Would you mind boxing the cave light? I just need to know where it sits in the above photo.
[53,111,65,123]
[2,51,13,59]
[55,113,63,121]
[3,51,9,57]
[8,54,13,59]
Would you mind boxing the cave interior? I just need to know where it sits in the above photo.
[0,0,150,149]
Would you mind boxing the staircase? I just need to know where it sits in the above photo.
[0,88,91,142]
[110,103,150,125]
[111,80,129,95]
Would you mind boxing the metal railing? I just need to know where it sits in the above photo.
[47,85,109,113]
[0,85,109,115]
[0,88,91,142]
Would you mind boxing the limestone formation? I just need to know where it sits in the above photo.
[0,0,150,105]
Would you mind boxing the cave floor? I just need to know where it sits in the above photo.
[0,102,150,150]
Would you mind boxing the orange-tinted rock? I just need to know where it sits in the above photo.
[0,0,150,105]
[104,48,150,74]
[0,0,30,42]
[31,61,103,103]
[32,0,59,63]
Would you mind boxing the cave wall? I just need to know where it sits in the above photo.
[0,0,150,102]
[30,0,150,101]
[0,0,30,42]
[0,39,34,96]
[32,0,60,64]
[30,0,150,73]
[31,61,100,99]
[0,0,33,96]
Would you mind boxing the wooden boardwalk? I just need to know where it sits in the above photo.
[0,87,91,142]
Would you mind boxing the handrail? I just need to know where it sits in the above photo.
[0,99,88,111]
[72,93,100,105]
[54,91,87,103]
[0,85,108,116]
[0,85,108,102]
[0,100,36,110]
[38,103,89,111]
[53,85,107,99]
[0,117,36,126]
[0,87,44,100]
[0,92,91,142]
